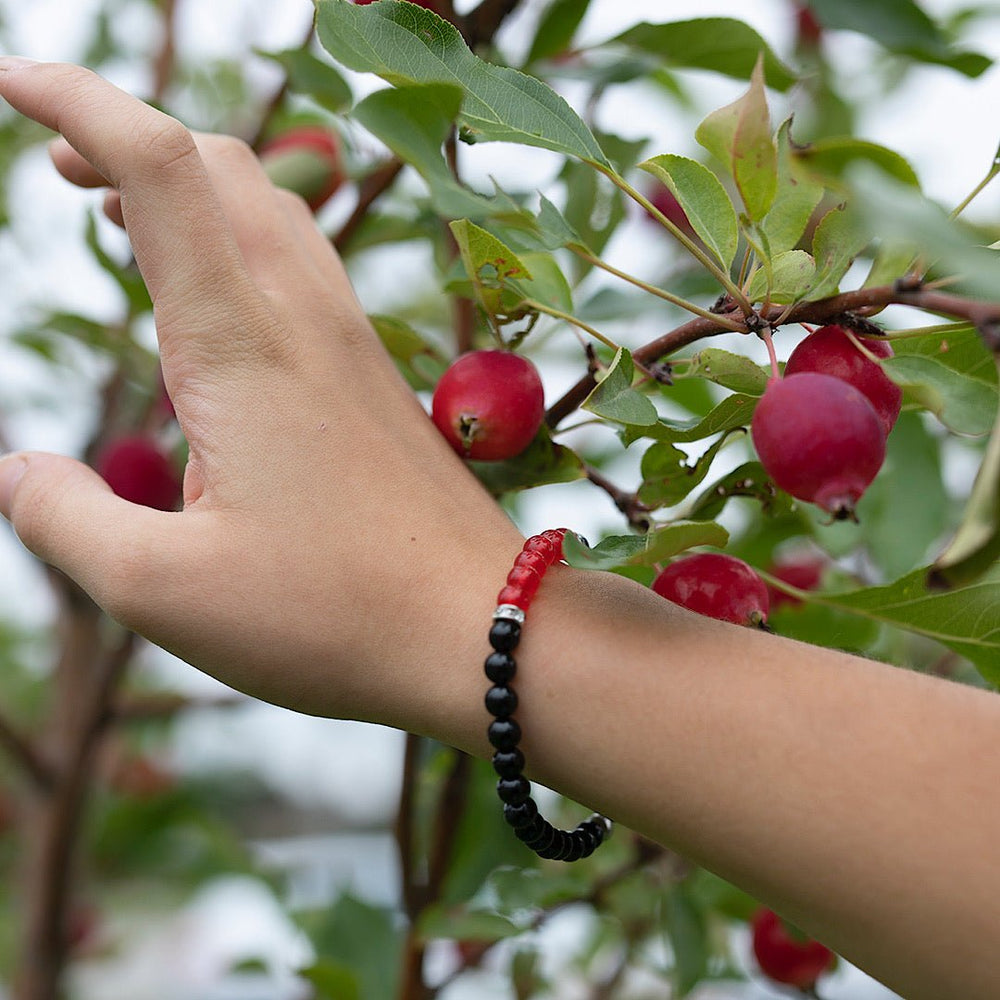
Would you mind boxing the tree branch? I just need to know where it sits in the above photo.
[545,284,1000,429]
[0,712,55,790]
[333,158,405,254]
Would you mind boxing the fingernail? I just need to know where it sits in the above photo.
[0,56,39,71]
[0,454,27,518]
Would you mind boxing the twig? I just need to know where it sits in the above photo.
[110,691,245,722]
[584,466,651,531]
[545,284,1000,429]
[0,712,55,790]
[333,158,405,254]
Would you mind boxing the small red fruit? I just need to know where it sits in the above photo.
[794,4,823,48]
[95,436,182,511]
[259,126,344,212]
[652,552,769,627]
[766,553,825,609]
[431,350,545,461]
[751,907,835,989]
[645,184,694,235]
[751,373,886,520]
[785,324,902,435]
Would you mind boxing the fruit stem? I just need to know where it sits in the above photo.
[594,165,756,317]
[521,299,621,351]
[759,326,781,380]
[949,146,1000,220]
[570,247,747,331]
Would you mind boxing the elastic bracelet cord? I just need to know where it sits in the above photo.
[485,528,612,862]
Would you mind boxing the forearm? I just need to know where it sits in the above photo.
[414,557,1000,999]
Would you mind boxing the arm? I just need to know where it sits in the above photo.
[0,60,997,1000]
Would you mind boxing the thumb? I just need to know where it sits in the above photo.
[0,451,173,618]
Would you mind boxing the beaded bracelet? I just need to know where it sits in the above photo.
[485,528,612,862]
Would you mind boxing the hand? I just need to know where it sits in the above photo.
[0,60,522,727]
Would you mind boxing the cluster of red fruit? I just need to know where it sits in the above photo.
[752,324,901,520]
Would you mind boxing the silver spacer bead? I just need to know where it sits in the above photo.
[493,604,526,624]
[588,813,613,839]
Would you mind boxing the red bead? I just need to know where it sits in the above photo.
[541,528,568,560]
[506,566,541,601]
[515,550,548,575]
[497,584,528,608]
[523,535,555,558]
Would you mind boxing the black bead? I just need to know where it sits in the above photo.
[484,650,516,684]
[561,832,587,863]
[515,813,547,842]
[496,776,530,806]
[503,798,537,829]
[487,718,521,751]
[492,748,525,779]
[489,619,521,652]
[522,821,557,854]
[537,830,571,861]
[485,685,518,718]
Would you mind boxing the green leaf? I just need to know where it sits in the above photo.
[695,57,777,222]
[808,0,992,77]
[608,18,797,91]
[559,158,625,273]
[84,212,151,315]
[257,47,352,113]
[929,360,1000,588]
[688,460,795,520]
[449,219,533,321]
[316,0,610,165]
[794,136,920,188]
[815,566,1000,685]
[805,204,869,300]
[745,249,816,304]
[527,0,591,64]
[661,885,709,997]
[369,314,447,390]
[638,154,738,268]
[582,348,659,427]
[848,167,999,300]
[856,412,950,580]
[761,119,825,255]
[892,325,997,385]
[468,429,585,494]
[627,394,758,445]
[862,239,919,289]
[510,252,574,314]
[296,895,402,1000]
[884,355,997,435]
[561,521,730,570]
[352,83,497,219]
[298,960,361,1000]
[639,432,740,509]
[682,349,769,396]
[418,905,520,943]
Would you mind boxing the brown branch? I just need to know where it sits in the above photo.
[151,0,178,106]
[395,732,423,921]
[426,750,471,892]
[545,284,1000,429]
[110,691,245,722]
[584,466,651,531]
[247,14,317,150]
[0,712,55,790]
[333,158,405,254]
[463,0,523,49]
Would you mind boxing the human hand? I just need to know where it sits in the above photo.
[0,59,522,730]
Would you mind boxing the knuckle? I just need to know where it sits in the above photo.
[140,116,200,174]
[275,187,312,219]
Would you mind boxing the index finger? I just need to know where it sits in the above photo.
[0,59,259,354]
